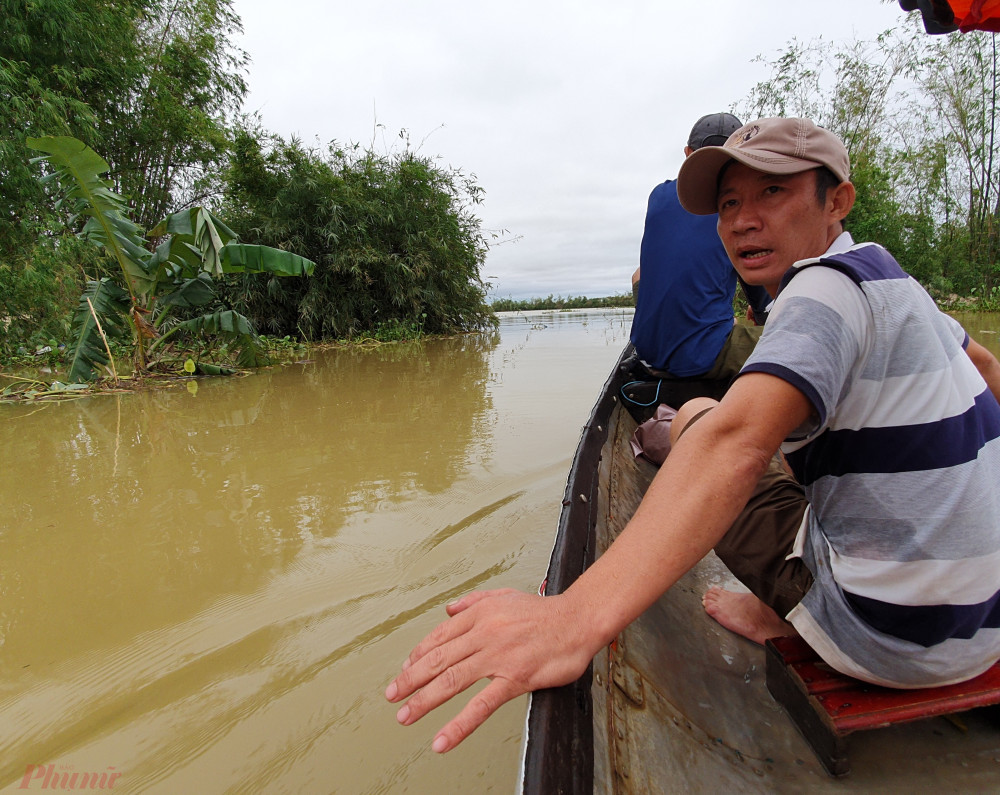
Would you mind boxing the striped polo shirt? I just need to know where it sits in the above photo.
[741,233,1000,687]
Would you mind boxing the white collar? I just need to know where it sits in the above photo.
[822,231,855,257]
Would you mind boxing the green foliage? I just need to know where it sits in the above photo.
[0,0,143,260]
[364,316,427,343]
[219,128,496,341]
[971,284,1000,312]
[3,0,501,377]
[28,135,315,380]
[259,334,309,360]
[0,232,95,358]
[912,30,1000,288]
[491,294,635,312]
[29,136,152,298]
[1,0,246,267]
[170,309,265,368]
[845,156,910,266]
[67,278,131,382]
[736,19,1000,296]
[100,0,249,229]
[1,0,246,366]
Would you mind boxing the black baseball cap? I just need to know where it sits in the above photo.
[687,113,743,150]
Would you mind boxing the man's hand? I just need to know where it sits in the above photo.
[384,589,597,753]
[385,374,813,754]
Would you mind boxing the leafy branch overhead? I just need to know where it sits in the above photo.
[28,135,316,382]
[736,20,1000,297]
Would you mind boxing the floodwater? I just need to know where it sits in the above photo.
[0,309,631,794]
[952,309,1000,357]
[3,307,999,795]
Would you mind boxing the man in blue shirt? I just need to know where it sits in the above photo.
[626,113,769,417]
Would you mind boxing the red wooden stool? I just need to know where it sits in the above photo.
[765,635,1000,775]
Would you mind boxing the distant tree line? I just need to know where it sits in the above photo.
[503,15,1000,317]
[491,294,635,312]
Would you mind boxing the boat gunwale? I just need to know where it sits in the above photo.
[520,347,629,795]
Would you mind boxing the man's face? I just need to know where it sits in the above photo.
[716,163,840,296]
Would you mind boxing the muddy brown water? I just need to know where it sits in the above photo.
[0,309,630,794]
[2,308,998,794]
[954,309,1000,356]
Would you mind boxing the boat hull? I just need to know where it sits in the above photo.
[523,349,1000,793]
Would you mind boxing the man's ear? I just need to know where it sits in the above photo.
[830,181,856,222]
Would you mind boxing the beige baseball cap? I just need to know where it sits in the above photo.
[676,117,851,215]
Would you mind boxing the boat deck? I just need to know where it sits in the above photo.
[589,404,1000,794]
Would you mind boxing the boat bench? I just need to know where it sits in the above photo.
[764,635,1000,776]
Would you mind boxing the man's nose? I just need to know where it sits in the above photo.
[729,201,762,232]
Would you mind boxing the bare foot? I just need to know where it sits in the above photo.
[702,587,795,645]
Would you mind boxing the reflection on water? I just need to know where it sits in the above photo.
[0,309,631,793]
[1,333,500,673]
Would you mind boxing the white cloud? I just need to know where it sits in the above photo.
[235,0,909,299]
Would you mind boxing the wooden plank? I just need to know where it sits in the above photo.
[766,635,1000,775]
[765,638,850,775]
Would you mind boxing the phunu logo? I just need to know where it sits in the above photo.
[19,765,121,790]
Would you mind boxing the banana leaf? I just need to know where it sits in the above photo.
[158,273,216,308]
[150,206,239,242]
[29,136,314,379]
[150,207,238,279]
[192,362,239,376]
[173,310,268,369]
[66,279,131,382]
[82,215,157,294]
[175,309,254,336]
[220,243,316,276]
[27,136,155,297]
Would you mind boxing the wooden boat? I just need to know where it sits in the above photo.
[520,348,1000,793]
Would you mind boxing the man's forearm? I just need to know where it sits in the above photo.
[561,410,773,653]
[385,374,812,753]
[967,339,1000,403]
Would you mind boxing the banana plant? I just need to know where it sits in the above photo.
[28,136,316,382]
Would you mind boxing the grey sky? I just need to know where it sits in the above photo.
[236,0,908,300]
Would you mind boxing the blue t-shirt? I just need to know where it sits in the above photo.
[630,180,744,376]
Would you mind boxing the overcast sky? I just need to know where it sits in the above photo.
[235,0,909,300]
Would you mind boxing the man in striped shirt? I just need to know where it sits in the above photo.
[674,116,1000,687]
[387,117,1000,753]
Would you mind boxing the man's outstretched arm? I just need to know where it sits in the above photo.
[967,338,1000,403]
[385,372,813,752]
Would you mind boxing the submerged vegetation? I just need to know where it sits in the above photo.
[29,135,315,382]
[0,0,494,389]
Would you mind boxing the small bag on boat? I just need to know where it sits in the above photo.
[629,403,677,465]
